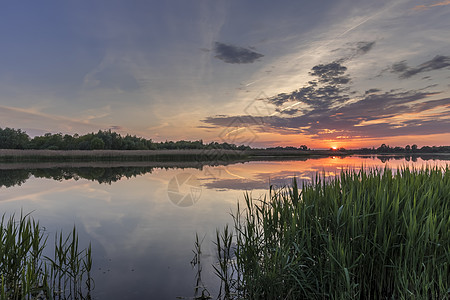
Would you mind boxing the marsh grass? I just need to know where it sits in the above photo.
[0,212,92,300]
[0,149,247,163]
[213,167,449,299]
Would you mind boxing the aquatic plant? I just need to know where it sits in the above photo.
[0,212,92,300]
[213,167,449,299]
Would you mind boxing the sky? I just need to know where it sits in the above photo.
[0,0,449,149]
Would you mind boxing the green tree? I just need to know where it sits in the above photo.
[0,127,30,149]
[90,137,105,150]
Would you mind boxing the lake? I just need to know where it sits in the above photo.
[0,155,449,299]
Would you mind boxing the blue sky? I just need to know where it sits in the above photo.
[1,0,449,148]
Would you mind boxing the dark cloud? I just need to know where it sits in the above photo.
[339,41,376,61]
[343,119,450,138]
[309,61,350,84]
[334,91,442,122]
[266,61,351,108]
[411,97,450,112]
[365,88,381,95]
[391,61,409,73]
[356,41,376,55]
[214,42,264,64]
[277,108,300,115]
[203,89,449,140]
[203,52,450,141]
[390,55,450,79]
[268,92,292,107]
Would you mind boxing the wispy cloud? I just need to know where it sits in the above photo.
[0,105,105,135]
[413,0,450,10]
[82,53,141,92]
[83,105,112,121]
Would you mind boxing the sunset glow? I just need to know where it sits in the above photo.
[0,1,449,149]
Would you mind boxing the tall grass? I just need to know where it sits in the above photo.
[214,167,450,299]
[0,149,247,163]
[0,212,92,300]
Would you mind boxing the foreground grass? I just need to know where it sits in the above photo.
[213,167,449,299]
[0,213,92,300]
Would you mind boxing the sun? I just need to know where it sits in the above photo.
[331,146,338,150]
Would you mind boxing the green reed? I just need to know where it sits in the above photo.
[213,167,449,299]
[0,212,92,300]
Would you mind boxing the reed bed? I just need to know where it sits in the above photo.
[0,149,247,163]
[213,167,449,299]
[0,212,92,300]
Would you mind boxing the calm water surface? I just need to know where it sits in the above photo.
[0,155,448,299]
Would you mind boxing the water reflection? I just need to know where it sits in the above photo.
[0,155,449,299]
[2,154,448,189]
[202,155,449,191]
[0,161,233,188]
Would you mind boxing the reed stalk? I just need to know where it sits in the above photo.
[213,167,449,299]
[0,212,92,300]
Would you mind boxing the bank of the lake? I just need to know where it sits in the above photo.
[0,149,248,162]
[3,149,448,162]
[0,148,353,163]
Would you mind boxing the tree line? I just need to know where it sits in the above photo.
[1,127,448,153]
[0,127,250,151]
[355,143,450,154]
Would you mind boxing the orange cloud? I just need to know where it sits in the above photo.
[413,0,450,10]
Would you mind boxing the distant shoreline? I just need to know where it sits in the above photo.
[1,149,448,164]
[0,148,340,157]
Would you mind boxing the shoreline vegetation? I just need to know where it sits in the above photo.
[1,149,450,164]
[0,148,349,162]
[0,149,249,162]
[0,127,449,163]
[0,213,92,299]
[207,167,449,299]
